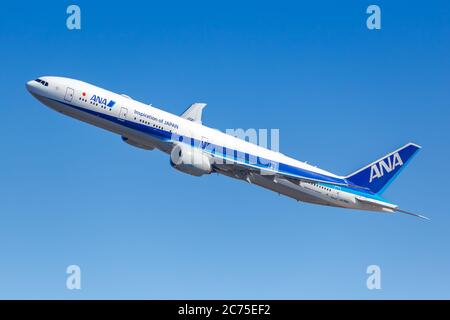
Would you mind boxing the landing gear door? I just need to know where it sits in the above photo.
[64,87,74,102]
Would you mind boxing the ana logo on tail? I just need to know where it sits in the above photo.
[369,152,403,183]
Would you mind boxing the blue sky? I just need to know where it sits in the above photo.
[0,0,449,299]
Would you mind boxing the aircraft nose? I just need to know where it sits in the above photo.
[26,80,37,93]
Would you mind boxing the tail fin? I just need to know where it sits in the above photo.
[345,143,421,194]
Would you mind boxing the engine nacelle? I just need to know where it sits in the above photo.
[170,144,212,176]
[122,136,155,150]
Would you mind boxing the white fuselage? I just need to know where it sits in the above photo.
[26,76,397,214]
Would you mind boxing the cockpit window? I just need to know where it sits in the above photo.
[34,79,48,86]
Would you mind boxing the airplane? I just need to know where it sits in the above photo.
[26,76,428,220]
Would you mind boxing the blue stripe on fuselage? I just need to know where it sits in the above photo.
[45,96,381,199]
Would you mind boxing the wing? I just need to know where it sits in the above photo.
[208,151,367,190]
[180,103,207,124]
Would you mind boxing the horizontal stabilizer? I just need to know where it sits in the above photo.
[396,208,430,221]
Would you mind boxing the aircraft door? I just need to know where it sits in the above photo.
[119,107,128,121]
[64,87,74,102]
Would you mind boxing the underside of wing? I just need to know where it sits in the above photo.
[209,152,367,190]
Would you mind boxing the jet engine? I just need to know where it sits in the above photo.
[170,143,212,176]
